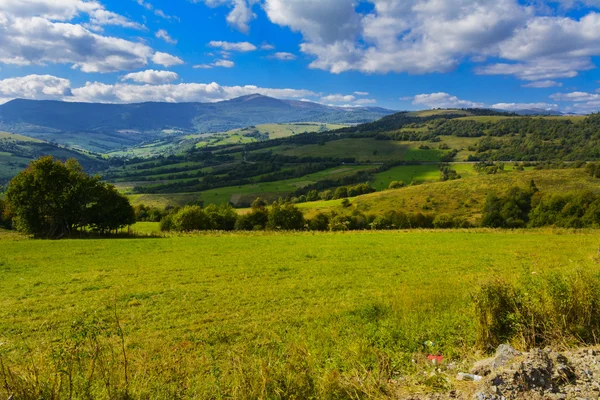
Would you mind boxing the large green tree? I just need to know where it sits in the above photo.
[6,157,134,238]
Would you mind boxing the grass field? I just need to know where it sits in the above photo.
[197,165,375,206]
[304,168,599,221]
[267,138,447,162]
[1,230,598,398]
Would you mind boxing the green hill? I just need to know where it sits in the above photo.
[0,131,107,185]
[298,168,600,221]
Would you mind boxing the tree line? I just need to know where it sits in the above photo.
[482,181,600,229]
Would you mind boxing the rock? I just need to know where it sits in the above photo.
[471,344,522,377]
[491,344,522,370]
[471,357,495,376]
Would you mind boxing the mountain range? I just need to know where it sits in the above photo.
[0,95,395,152]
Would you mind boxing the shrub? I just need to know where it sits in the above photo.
[267,203,304,230]
[433,214,454,229]
[388,181,405,189]
[172,206,210,231]
[307,213,329,231]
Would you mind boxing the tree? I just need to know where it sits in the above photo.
[88,183,135,234]
[7,157,98,238]
[308,213,329,231]
[6,157,136,238]
[0,199,10,229]
[333,187,348,199]
[267,202,304,230]
[172,206,210,231]
[205,203,238,230]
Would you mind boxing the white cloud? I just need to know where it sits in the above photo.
[193,59,235,69]
[0,74,72,104]
[0,1,182,73]
[156,29,177,44]
[0,15,155,72]
[476,59,594,81]
[194,0,256,32]
[270,52,297,60]
[226,0,255,33]
[550,91,600,102]
[522,80,563,88]
[135,0,179,21]
[321,94,356,103]
[70,81,317,103]
[353,98,377,105]
[122,70,179,84]
[491,102,559,111]
[261,43,275,50]
[354,91,369,96]
[152,52,184,67]
[208,41,257,52]
[411,92,485,109]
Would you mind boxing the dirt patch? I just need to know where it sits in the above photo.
[401,345,600,399]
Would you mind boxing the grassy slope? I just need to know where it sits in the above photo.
[303,169,600,220]
[1,230,598,397]
[266,138,447,162]
[197,165,375,206]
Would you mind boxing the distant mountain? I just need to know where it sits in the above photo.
[0,95,395,153]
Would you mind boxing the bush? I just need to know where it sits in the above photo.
[388,181,405,189]
[433,214,455,229]
[307,213,329,231]
[172,206,210,231]
[267,203,304,230]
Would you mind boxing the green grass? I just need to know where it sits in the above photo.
[372,163,511,190]
[303,168,595,220]
[1,230,598,398]
[269,138,418,162]
[130,222,161,234]
[198,165,375,206]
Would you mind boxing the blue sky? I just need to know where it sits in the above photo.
[1,0,600,113]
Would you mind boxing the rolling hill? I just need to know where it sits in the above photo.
[0,95,395,153]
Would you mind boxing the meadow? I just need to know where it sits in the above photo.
[2,230,599,398]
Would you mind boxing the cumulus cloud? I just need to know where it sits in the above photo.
[270,52,297,60]
[0,74,72,104]
[208,41,257,52]
[156,29,177,44]
[121,70,179,84]
[354,91,369,96]
[152,52,184,67]
[410,93,485,109]
[194,0,256,32]
[0,1,182,73]
[261,43,275,50]
[188,0,600,82]
[193,59,235,69]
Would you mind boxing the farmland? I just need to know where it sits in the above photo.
[2,230,599,398]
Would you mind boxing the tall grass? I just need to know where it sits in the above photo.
[474,269,600,351]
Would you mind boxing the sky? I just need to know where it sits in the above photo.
[1,0,600,113]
